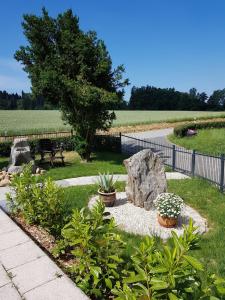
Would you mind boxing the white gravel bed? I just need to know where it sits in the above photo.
[88,192,207,240]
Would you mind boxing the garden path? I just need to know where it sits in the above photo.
[0,208,88,300]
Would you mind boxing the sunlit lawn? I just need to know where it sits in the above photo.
[169,128,225,156]
[0,151,127,180]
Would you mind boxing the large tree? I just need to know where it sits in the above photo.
[15,8,128,160]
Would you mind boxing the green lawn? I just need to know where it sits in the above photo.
[45,151,126,180]
[63,182,143,257]
[0,151,127,180]
[169,128,225,156]
[168,178,225,277]
[1,110,225,135]
[62,178,225,277]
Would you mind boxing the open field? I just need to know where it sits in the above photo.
[0,110,225,135]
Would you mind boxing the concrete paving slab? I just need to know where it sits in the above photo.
[0,264,10,288]
[0,230,29,251]
[0,240,45,270]
[0,217,18,236]
[0,283,21,300]
[24,275,89,300]
[0,209,10,221]
[11,256,63,295]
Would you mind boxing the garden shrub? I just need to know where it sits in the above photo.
[53,201,125,299]
[7,163,66,236]
[0,133,121,156]
[93,134,121,153]
[174,120,225,137]
[53,202,225,299]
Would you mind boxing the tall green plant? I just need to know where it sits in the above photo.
[7,163,65,236]
[53,201,125,299]
[112,221,225,299]
[15,8,129,161]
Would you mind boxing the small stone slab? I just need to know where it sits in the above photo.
[0,230,29,251]
[0,217,18,236]
[24,276,89,300]
[11,256,64,295]
[0,283,21,300]
[0,264,11,287]
[0,241,45,270]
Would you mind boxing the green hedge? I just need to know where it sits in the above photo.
[174,121,225,137]
[0,134,121,156]
[93,134,121,153]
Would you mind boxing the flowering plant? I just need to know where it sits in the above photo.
[154,193,184,218]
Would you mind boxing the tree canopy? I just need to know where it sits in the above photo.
[15,8,128,159]
[128,85,223,111]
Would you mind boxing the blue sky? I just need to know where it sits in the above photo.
[1,0,225,100]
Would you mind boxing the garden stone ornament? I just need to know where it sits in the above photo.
[124,149,167,210]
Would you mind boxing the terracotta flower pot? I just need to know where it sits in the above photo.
[98,189,116,207]
[157,214,178,228]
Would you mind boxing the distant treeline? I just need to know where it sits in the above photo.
[128,86,225,111]
[1,86,225,111]
[0,91,57,110]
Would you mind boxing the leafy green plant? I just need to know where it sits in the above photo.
[72,134,89,160]
[7,163,66,236]
[53,200,125,299]
[96,172,117,193]
[154,193,184,218]
[112,220,225,299]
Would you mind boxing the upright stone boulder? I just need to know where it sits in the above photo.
[124,149,167,210]
[7,138,34,174]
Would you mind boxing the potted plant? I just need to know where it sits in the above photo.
[154,193,184,228]
[96,173,117,207]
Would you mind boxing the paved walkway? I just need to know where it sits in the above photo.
[55,173,189,187]
[0,208,88,300]
[0,172,189,299]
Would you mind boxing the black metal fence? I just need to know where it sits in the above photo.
[121,133,225,192]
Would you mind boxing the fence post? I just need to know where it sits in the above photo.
[220,154,225,192]
[191,150,196,176]
[172,145,176,171]
[119,132,122,153]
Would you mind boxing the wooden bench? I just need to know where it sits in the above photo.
[37,139,65,166]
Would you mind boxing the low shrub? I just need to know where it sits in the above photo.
[7,163,66,236]
[174,120,225,137]
[53,201,225,299]
[53,201,125,299]
[0,134,121,156]
[112,220,225,299]
[93,134,121,153]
